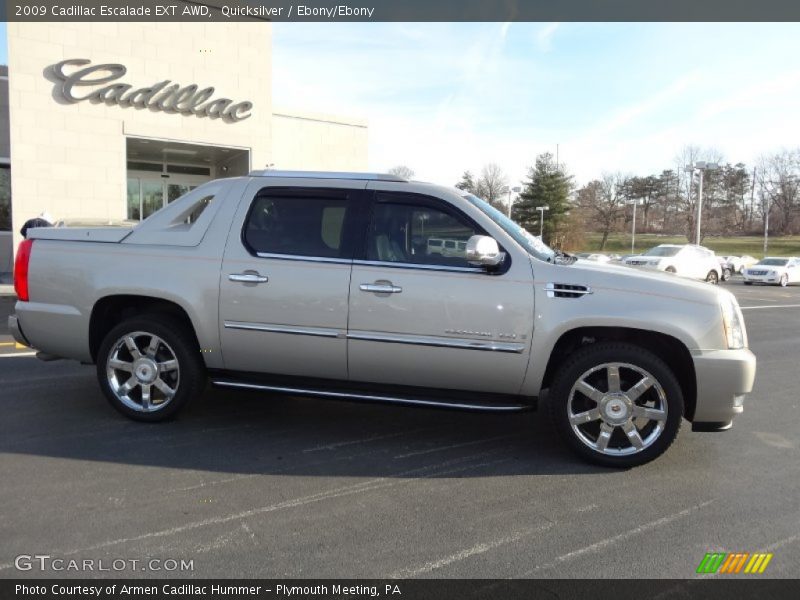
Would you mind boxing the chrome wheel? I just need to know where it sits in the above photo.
[780,274,788,287]
[106,331,180,413]
[567,362,668,456]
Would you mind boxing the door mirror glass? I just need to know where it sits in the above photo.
[466,235,505,267]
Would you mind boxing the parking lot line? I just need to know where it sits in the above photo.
[740,304,800,310]
[521,499,716,576]
[0,351,37,358]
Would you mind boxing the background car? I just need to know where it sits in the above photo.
[575,252,612,263]
[624,244,722,283]
[739,255,759,272]
[717,255,739,280]
[743,257,800,287]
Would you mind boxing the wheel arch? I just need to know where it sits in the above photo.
[89,295,202,363]
[540,326,698,420]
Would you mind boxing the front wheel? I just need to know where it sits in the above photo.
[721,268,732,281]
[780,274,789,287]
[96,314,205,421]
[547,343,683,468]
[706,270,719,284]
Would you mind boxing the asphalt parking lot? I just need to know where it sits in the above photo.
[0,280,799,580]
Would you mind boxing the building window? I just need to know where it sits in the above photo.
[0,166,10,231]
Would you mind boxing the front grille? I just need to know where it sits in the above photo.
[628,260,647,266]
[749,270,768,276]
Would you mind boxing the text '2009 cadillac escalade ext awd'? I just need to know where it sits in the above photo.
[9,170,756,467]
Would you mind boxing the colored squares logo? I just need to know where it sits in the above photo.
[697,552,773,574]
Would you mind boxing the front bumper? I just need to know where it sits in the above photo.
[691,348,756,424]
[743,274,780,284]
[8,314,32,348]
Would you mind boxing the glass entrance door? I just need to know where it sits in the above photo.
[127,173,208,221]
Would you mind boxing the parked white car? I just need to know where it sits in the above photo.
[743,257,800,287]
[624,244,723,284]
[575,252,612,263]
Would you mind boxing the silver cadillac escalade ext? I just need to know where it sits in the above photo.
[8,170,756,467]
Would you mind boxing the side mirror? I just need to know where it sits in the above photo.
[466,235,505,267]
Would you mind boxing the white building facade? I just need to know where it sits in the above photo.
[0,17,368,278]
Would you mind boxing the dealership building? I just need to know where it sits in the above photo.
[0,17,368,280]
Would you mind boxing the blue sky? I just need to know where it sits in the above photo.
[2,22,799,187]
[272,22,800,186]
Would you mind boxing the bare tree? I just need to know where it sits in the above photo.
[475,163,510,211]
[387,165,415,180]
[757,150,800,235]
[576,174,627,250]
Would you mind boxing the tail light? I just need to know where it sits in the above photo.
[14,239,34,302]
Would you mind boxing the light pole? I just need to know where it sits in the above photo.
[685,161,718,245]
[536,205,550,238]
[628,198,643,253]
[506,186,522,218]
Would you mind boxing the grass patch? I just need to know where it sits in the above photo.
[581,233,800,257]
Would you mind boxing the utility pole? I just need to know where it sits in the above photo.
[685,161,718,245]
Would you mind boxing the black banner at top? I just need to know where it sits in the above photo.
[4,0,800,22]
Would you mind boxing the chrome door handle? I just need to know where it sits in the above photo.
[229,273,269,283]
[360,282,402,294]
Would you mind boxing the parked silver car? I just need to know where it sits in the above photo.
[9,171,756,467]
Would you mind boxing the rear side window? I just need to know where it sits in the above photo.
[244,192,351,259]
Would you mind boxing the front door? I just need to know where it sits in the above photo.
[219,179,365,380]
[347,189,535,395]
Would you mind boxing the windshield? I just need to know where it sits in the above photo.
[461,193,556,262]
[644,246,681,257]
[758,258,789,266]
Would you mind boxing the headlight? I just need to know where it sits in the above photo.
[720,292,747,349]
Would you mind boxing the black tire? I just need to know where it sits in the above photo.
[665,266,677,274]
[706,270,719,284]
[547,342,684,468]
[722,268,731,281]
[744,281,753,285]
[96,314,205,422]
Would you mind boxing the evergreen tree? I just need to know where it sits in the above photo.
[455,170,476,193]
[512,153,573,243]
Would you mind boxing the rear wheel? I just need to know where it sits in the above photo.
[96,314,205,421]
[548,343,683,468]
[665,266,677,274]
[706,270,719,284]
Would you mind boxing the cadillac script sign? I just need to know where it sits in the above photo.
[51,59,253,122]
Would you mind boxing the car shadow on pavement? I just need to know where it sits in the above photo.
[0,373,607,477]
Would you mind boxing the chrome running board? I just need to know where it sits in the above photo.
[211,380,532,413]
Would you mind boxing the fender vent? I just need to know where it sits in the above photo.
[545,282,593,298]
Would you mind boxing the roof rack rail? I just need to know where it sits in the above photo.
[248,169,407,182]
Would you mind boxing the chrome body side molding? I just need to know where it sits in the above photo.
[223,321,343,338]
[347,330,526,353]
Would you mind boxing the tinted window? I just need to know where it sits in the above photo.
[244,193,350,258]
[366,199,478,267]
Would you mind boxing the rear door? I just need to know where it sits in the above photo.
[346,185,535,395]
[219,178,367,380]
